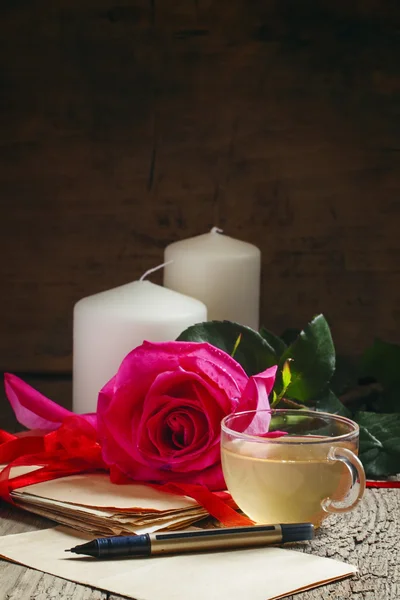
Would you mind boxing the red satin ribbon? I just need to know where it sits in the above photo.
[0,416,106,505]
[152,483,253,526]
[366,480,400,488]
[0,422,252,526]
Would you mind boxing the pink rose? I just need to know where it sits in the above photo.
[98,341,277,490]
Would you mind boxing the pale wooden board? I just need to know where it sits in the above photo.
[1,483,399,600]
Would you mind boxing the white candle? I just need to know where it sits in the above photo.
[72,279,207,414]
[163,228,261,330]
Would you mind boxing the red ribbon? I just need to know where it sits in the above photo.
[152,483,253,526]
[0,416,106,505]
[0,421,252,526]
[366,480,400,489]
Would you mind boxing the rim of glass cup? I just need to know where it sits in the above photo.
[221,408,359,445]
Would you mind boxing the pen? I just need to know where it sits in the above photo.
[65,523,314,558]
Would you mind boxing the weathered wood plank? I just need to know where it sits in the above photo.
[1,483,399,599]
[0,0,399,374]
[285,485,400,599]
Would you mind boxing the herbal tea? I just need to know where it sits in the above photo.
[221,437,357,526]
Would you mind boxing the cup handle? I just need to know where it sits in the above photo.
[322,446,366,514]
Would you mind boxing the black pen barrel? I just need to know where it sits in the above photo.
[95,534,151,558]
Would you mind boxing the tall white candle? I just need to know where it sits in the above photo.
[163,228,261,330]
[72,279,207,414]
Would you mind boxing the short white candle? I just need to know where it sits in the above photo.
[163,228,261,330]
[72,278,207,414]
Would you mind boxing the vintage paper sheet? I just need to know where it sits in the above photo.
[14,472,200,511]
[3,470,208,534]
[0,527,357,600]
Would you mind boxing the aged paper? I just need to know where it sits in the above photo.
[0,527,357,600]
[14,473,200,510]
[4,471,208,534]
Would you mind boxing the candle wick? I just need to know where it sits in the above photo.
[140,260,174,282]
[210,227,223,234]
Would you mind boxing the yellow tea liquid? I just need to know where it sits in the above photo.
[221,437,357,526]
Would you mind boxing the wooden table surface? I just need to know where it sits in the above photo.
[0,484,399,600]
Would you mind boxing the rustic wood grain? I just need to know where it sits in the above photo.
[1,484,399,600]
[0,0,399,375]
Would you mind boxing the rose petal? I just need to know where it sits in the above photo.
[103,370,223,469]
[98,383,145,460]
[259,430,288,438]
[104,441,226,490]
[137,372,225,471]
[168,410,196,448]
[139,397,208,458]
[139,370,225,442]
[179,353,248,412]
[238,365,277,435]
[3,373,94,432]
[190,380,225,436]
[147,405,208,458]
[114,341,248,404]
[113,341,203,394]
[240,365,277,412]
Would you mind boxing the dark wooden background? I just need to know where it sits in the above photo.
[0,0,399,427]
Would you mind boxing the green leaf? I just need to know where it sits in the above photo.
[281,360,292,390]
[361,452,400,479]
[356,411,400,455]
[271,360,293,407]
[360,339,400,412]
[272,411,332,438]
[231,334,242,359]
[177,320,277,376]
[270,411,311,433]
[259,327,287,358]
[279,314,336,402]
[357,426,388,478]
[314,388,351,418]
[359,425,383,453]
[330,354,359,396]
[355,411,400,478]
[280,328,301,346]
[361,339,400,387]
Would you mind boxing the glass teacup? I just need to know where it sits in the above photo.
[221,409,366,527]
